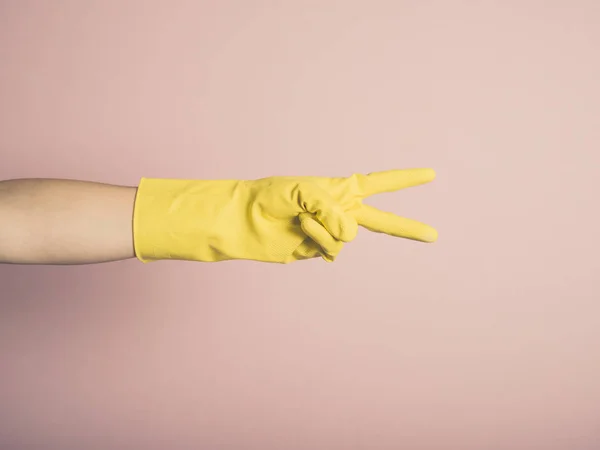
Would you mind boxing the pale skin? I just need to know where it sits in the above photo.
[0,179,137,264]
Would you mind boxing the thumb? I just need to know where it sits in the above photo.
[299,212,344,261]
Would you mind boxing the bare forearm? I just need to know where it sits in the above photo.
[0,179,136,264]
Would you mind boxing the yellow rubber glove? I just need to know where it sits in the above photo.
[132,169,437,264]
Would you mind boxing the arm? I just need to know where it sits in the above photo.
[0,179,136,264]
[0,169,437,266]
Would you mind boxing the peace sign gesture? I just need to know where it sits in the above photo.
[307,168,438,242]
[133,169,438,264]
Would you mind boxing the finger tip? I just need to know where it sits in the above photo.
[426,228,438,243]
[421,168,436,181]
[414,226,438,243]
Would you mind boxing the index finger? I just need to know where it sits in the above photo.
[355,168,436,197]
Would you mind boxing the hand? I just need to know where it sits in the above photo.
[132,169,437,264]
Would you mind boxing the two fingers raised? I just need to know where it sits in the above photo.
[295,168,437,260]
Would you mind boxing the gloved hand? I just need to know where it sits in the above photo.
[132,169,437,263]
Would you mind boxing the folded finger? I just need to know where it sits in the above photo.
[292,237,323,260]
[296,182,358,242]
[299,212,344,260]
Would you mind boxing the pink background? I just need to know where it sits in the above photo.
[1,1,599,449]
